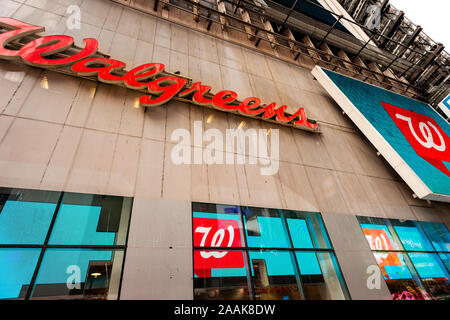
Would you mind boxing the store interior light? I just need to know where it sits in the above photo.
[91,272,102,278]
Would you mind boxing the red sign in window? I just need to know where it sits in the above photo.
[193,217,245,278]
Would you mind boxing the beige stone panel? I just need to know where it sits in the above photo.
[0,118,62,190]
[0,0,21,16]
[396,181,430,207]
[220,65,255,99]
[109,33,138,67]
[18,71,80,124]
[134,138,164,198]
[202,107,229,152]
[152,45,171,69]
[143,105,167,142]
[295,89,347,128]
[292,66,328,95]
[191,146,209,203]
[165,100,191,145]
[170,25,189,54]
[321,125,361,173]
[305,166,350,214]
[292,128,334,170]
[65,80,97,127]
[65,129,116,195]
[216,41,247,72]
[162,142,191,201]
[0,61,26,114]
[277,161,319,211]
[242,49,273,80]
[410,206,443,223]
[265,122,302,164]
[116,7,142,38]
[274,83,304,115]
[86,84,127,133]
[367,177,415,220]
[3,68,42,117]
[189,104,204,149]
[133,40,154,67]
[345,132,393,179]
[235,160,250,206]
[63,22,102,49]
[188,56,223,93]
[0,115,14,143]
[249,74,281,104]
[187,31,219,64]
[226,113,268,159]
[102,1,123,32]
[240,156,283,209]
[24,0,71,16]
[107,135,141,197]
[40,125,82,191]
[138,14,157,44]
[266,57,298,87]
[155,19,172,49]
[169,50,189,76]
[119,91,145,137]
[79,0,111,28]
[13,4,63,34]
[97,28,114,54]
[355,175,386,217]
[335,171,383,217]
[207,151,240,205]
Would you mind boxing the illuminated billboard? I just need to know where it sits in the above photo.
[312,67,450,202]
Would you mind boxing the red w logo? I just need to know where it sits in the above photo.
[382,102,450,176]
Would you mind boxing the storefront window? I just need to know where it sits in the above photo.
[193,203,349,300]
[0,188,132,300]
[0,248,41,300]
[0,188,60,245]
[358,216,450,300]
[249,250,301,300]
[419,222,450,252]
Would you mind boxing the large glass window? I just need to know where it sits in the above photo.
[358,216,450,300]
[0,187,132,300]
[193,203,349,300]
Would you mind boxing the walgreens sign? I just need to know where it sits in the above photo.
[0,17,318,132]
[312,66,450,203]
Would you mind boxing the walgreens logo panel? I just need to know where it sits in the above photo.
[312,67,450,202]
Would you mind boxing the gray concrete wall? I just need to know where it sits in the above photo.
[322,213,392,300]
[0,0,448,300]
[120,197,193,299]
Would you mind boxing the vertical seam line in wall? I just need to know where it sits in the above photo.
[160,103,169,198]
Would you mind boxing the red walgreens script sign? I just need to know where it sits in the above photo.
[0,17,318,132]
[382,102,450,176]
[193,217,245,278]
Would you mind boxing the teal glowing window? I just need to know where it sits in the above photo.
[193,203,349,300]
[358,216,450,300]
[419,222,450,252]
[0,187,132,300]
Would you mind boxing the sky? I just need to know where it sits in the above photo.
[388,0,449,49]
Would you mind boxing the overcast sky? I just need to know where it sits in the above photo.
[388,0,449,49]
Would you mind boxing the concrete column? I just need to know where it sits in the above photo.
[322,213,393,300]
[120,198,193,300]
